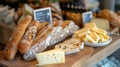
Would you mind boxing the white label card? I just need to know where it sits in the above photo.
[82,11,93,23]
[34,7,52,23]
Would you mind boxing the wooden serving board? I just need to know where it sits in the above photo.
[0,46,94,67]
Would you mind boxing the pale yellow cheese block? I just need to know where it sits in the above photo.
[91,18,110,31]
[23,4,33,16]
[36,49,65,65]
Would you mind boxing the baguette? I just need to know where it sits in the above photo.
[18,20,39,54]
[48,4,61,16]
[33,20,60,45]
[32,20,70,46]
[36,22,48,36]
[52,13,63,20]
[33,25,48,45]
[61,20,71,28]
[4,15,32,60]
[39,20,70,43]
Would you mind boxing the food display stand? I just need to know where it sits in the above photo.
[0,1,120,67]
[0,35,120,67]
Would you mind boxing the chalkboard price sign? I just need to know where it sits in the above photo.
[34,7,52,23]
[82,11,93,23]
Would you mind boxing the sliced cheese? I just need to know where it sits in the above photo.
[91,18,110,31]
[101,33,109,41]
[85,34,97,43]
[91,28,107,35]
[85,22,97,29]
[74,21,110,43]
[75,28,90,38]
[75,22,96,38]
[98,34,104,43]
[89,32,100,42]
[98,34,108,43]
[36,49,65,65]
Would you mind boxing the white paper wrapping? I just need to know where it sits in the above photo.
[23,21,79,60]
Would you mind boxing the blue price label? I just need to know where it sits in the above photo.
[34,7,52,23]
[82,11,93,23]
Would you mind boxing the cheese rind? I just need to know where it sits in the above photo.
[36,49,65,65]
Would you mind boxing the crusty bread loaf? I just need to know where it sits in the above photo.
[37,22,48,36]
[98,9,120,28]
[23,20,73,60]
[4,15,32,60]
[61,20,71,28]
[40,20,70,39]
[32,20,60,46]
[18,20,39,54]
[52,13,63,20]
[48,4,61,15]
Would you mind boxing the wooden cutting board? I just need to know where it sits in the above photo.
[0,46,94,67]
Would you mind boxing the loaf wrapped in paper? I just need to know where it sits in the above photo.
[23,21,79,60]
[47,21,79,46]
[23,27,62,60]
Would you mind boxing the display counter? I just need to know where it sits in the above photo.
[0,35,120,67]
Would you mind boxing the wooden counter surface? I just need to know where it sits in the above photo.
[0,35,120,67]
[83,35,120,67]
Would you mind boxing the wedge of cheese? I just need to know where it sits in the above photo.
[36,49,65,65]
[85,22,97,29]
[23,4,33,16]
[75,28,90,38]
[91,18,110,31]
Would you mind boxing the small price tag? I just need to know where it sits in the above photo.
[82,11,93,23]
[34,7,52,23]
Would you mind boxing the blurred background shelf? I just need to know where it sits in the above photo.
[0,23,15,44]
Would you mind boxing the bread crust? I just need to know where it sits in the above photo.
[4,15,32,60]
[18,20,39,54]
[23,20,74,60]
[32,20,60,46]
[36,22,48,36]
